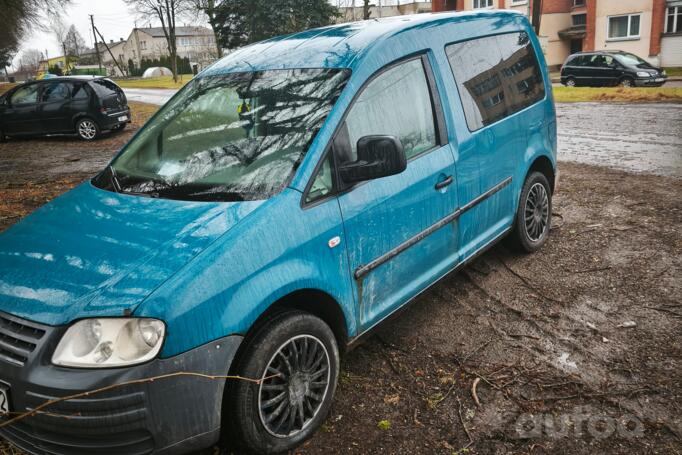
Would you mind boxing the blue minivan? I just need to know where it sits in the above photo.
[0,10,556,455]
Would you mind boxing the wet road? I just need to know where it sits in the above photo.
[123,88,176,105]
[124,87,682,178]
[556,102,682,178]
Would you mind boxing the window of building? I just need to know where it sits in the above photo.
[666,6,682,34]
[573,0,585,7]
[140,41,147,50]
[473,0,494,9]
[511,0,527,5]
[445,32,545,131]
[343,58,437,161]
[607,14,641,40]
[572,13,587,26]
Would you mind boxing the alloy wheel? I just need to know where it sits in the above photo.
[258,334,331,438]
[566,78,576,87]
[78,120,97,140]
[524,182,549,242]
[621,79,633,88]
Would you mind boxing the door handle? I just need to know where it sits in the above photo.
[435,175,454,190]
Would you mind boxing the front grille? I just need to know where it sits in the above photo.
[0,313,46,367]
[0,389,154,454]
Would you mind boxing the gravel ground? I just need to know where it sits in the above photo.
[1,102,680,455]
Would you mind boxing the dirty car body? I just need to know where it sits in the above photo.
[0,10,556,455]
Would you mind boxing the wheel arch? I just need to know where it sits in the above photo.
[526,154,555,194]
[232,288,350,366]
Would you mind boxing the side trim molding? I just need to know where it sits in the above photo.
[354,176,512,279]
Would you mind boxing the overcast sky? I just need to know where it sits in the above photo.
[12,0,413,69]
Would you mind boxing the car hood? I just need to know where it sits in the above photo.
[0,182,263,326]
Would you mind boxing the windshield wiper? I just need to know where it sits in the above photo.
[108,165,122,193]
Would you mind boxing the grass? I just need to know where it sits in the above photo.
[553,86,682,103]
[128,101,160,125]
[663,67,682,77]
[114,74,194,90]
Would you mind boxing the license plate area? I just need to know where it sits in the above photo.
[118,115,128,122]
[0,384,9,418]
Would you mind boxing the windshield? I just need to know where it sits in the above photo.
[94,68,350,201]
[614,53,650,67]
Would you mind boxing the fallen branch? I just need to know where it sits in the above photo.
[0,371,276,429]
[499,259,563,303]
[456,397,474,452]
[471,378,481,408]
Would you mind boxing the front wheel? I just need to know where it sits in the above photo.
[507,171,552,253]
[76,118,100,140]
[224,310,340,454]
[565,77,576,87]
[620,77,634,88]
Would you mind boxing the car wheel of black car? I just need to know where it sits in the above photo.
[565,77,576,87]
[224,309,340,454]
[620,77,634,88]
[507,171,552,253]
[76,118,100,140]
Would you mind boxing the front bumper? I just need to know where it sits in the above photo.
[634,77,667,87]
[0,311,242,455]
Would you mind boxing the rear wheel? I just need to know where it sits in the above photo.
[565,77,576,87]
[76,118,99,140]
[507,171,552,253]
[620,77,634,88]
[224,310,339,454]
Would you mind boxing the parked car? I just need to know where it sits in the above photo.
[560,50,667,87]
[0,10,556,455]
[0,76,130,141]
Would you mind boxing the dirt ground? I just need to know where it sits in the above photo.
[0,103,681,455]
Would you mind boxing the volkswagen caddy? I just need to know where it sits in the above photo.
[0,10,556,454]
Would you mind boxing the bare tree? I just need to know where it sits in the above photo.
[18,48,43,71]
[531,0,542,35]
[125,0,193,82]
[362,0,371,20]
[0,0,73,68]
[64,24,87,57]
[191,0,224,59]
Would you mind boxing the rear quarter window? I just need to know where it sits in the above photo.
[89,79,123,98]
[445,31,545,131]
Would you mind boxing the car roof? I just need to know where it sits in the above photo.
[202,10,526,77]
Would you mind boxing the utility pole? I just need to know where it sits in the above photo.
[90,14,102,72]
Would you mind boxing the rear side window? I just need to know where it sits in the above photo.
[446,32,545,131]
[72,83,90,100]
[90,79,123,98]
[41,82,70,102]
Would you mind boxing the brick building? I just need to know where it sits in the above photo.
[432,0,682,68]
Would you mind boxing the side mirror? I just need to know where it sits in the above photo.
[339,135,407,184]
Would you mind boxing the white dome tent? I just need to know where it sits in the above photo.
[142,67,173,78]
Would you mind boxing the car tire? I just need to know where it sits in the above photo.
[76,118,100,141]
[620,77,634,88]
[224,309,340,454]
[565,77,576,87]
[506,171,552,254]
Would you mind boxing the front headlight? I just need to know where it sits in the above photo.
[636,71,652,78]
[52,318,165,368]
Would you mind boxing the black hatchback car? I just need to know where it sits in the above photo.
[560,51,667,87]
[0,76,130,141]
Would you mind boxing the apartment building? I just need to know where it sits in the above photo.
[433,0,682,68]
[337,1,432,22]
